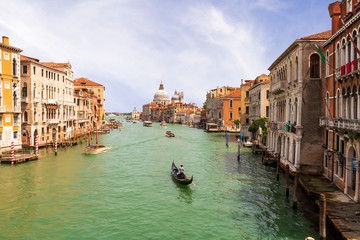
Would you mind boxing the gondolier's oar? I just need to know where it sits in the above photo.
[192,182,196,186]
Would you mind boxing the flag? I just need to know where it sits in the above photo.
[316,44,326,63]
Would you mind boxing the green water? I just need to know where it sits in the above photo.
[0,121,319,239]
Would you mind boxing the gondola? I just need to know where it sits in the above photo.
[171,161,193,185]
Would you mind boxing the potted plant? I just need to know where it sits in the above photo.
[233,119,240,129]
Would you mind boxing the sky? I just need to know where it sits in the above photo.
[0,0,334,112]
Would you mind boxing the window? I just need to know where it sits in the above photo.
[246,118,249,124]
[341,140,345,155]
[12,59,17,76]
[246,91,249,98]
[336,43,340,68]
[23,65,28,74]
[295,57,299,81]
[218,112,221,119]
[24,111,28,122]
[229,111,233,120]
[230,100,233,108]
[246,106,249,114]
[266,106,269,117]
[266,90,269,99]
[347,0,352,13]
[22,82,27,97]
[258,92,260,100]
[14,131,17,139]
[33,66,36,75]
[326,51,329,76]
[310,54,320,78]
[336,135,339,151]
[57,74,59,81]
[41,69,44,77]
[325,130,329,147]
[212,94,214,99]
[46,71,48,78]
[14,116,18,126]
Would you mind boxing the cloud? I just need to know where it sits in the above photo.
[251,0,290,12]
[0,0,271,112]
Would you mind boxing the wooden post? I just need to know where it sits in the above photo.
[35,135,39,156]
[276,154,280,181]
[292,172,299,209]
[88,132,91,145]
[11,142,14,165]
[285,164,290,197]
[55,137,58,156]
[96,130,98,144]
[237,138,240,161]
[319,194,326,240]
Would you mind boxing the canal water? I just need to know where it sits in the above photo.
[0,121,319,239]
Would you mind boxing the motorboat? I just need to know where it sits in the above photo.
[83,145,107,154]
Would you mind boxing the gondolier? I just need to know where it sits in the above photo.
[178,165,184,178]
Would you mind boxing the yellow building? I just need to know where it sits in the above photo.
[0,36,22,151]
[240,80,254,126]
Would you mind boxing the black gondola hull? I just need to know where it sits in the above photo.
[171,162,193,185]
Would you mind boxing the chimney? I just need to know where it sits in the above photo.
[328,2,341,34]
[241,79,244,85]
[2,36,9,45]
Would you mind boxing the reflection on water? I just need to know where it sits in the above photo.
[174,180,193,204]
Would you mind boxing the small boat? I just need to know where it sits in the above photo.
[83,145,107,154]
[160,121,167,127]
[143,121,153,127]
[133,121,137,124]
[171,161,193,185]
[243,141,253,147]
[166,131,175,137]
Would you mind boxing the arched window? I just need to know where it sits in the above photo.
[24,111,28,122]
[336,43,340,68]
[22,82,27,97]
[348,37,351,63]
[12,58,17,76]
[289,61,292,83]
[347,0,353,13]
[353,31,358,62]
[342,39,346,65]
[326,51,329,76]
[336,89,340,118]
[295,57,299,81]
[326,92,330,117]
[353,86,358,119]
[33,83,36,98]
[347,87,351,118]
[34,110,37,122]
[310,54,320,78]
[294,98,298,123]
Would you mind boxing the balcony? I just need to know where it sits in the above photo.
[271,81,287,95]
[320,116,360,132]
[34,97,39,103]
[47,119,59,124]
[21,97,28,103]
[338,59,360,82]
[47,99,58,105]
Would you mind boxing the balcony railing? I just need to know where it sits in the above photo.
[34,97,39,103]
[21,97,28,103]
[47,99,58,105]
[47,119,59,124]
[320,116,360,132]
[271,81,287,95]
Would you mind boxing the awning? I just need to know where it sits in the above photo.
[46,105,58,109]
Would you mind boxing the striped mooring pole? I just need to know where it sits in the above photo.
[11,142,14,165]
[35,135,39,156]
[55,137,58,156]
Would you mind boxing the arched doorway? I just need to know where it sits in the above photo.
[347,146,357,197]
[22,130,30,146]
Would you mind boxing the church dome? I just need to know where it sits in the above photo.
[153,82,170,104]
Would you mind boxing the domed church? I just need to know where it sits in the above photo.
[153,82,170,105]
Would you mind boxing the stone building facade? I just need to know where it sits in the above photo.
[267,30,331,174]
[20,55,75,147]
[249,74,270,122]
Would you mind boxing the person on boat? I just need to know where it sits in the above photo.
[177,164,185,178]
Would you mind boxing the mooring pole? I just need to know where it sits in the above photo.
[96,130,98,144]
[237,138,240,161]
[285,164,290,198]
[226,132,229,147]
[276,154,280,181]
[292,172,299,209]
[55,137,58,156]
[319,194,326,240]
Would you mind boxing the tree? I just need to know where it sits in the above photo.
[248,118,268,142]
[203,101,207,109]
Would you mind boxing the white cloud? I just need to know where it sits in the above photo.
[0,0,271,112]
